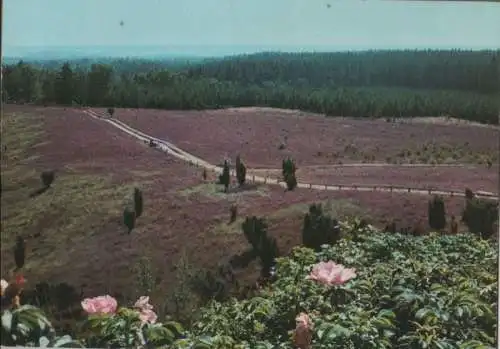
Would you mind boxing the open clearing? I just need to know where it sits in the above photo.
[109,107,498,169]
[0,105,488,306]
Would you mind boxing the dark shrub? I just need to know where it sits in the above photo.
[133,188,143,218]
[123,207,136,234]
[14,236,26,270]
[428,195,446,230]
[229,204,238,223]
[41,170,55,188]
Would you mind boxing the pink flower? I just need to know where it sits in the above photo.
[134,296,153,310]
[81,295,118,315]
[293,312,313,349]
[134,296,157,324]
[139,308,158,324]
[307,261,357,286]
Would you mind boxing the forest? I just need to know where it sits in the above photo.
[2,49,499,124]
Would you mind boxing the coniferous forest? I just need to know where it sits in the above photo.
[2,49,499,124]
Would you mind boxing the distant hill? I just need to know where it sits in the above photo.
[2,56,211,73]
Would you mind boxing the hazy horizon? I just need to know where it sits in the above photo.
[3,0,500,59]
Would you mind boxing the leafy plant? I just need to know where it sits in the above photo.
[1,305,71,347]
[83,307,184,348]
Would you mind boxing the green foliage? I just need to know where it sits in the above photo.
[133,187,144,218]
[3,224,498,348]
[218,160,230,192]
[86,64,113,106]
[241,216,268,252]
[302,203,341,251]
[188,50,499,94]
[428,195,446,230]
[191,229,498,348]
[13,236,26,270]
[41,170,55,188]
[83,308,184,348]
[54,63,75,105]
[133,256,155,297]
[123,207,136,234]
[258,236,279,278]
[241,216,279,277]
[3,50,499,124]
[189,265,235,303]
[462,197,498,239]
[235,155,246,187]
[282,157,297,191]
[1,304,82,347]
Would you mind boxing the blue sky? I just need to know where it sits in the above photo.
[3,0,500,56]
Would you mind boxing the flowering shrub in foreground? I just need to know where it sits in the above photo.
[81,295,118,315]
[1,223,498,348]
[307,260,357,286]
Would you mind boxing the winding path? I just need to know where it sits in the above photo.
[83,109,498,201]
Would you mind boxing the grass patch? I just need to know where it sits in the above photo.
[0,111,151,280]
[209,198,369,236]
[271,198,368,220]
[179,182,269,200]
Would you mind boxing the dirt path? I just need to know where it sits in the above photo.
[83,109,498,201]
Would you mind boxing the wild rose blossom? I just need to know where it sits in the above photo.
[293,312,313,349]
[138,308,158,324]
[81,295,118,315]
[134,296,157,324]
[307,261,357,286]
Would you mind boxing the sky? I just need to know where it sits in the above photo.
[3,0,500,57]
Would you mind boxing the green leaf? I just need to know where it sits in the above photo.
[317,323,351,342]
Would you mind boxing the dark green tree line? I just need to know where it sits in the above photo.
[2,49,499,124]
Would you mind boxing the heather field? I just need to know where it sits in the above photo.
[110,107,499,168]
[250,164,497,194]
[1,105,479,303]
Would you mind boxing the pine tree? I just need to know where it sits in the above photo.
[282,157,297,191]
[428,195,446,230]
[302,204,341,250]
[123,207,136,234]
[236,155,247,187]
[219,160,231,192]
[13,236,26,270]
[241,216,267,252]
[134,187,143,218]
[462,197,498,239]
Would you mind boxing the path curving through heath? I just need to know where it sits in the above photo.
[83,109,498,201]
